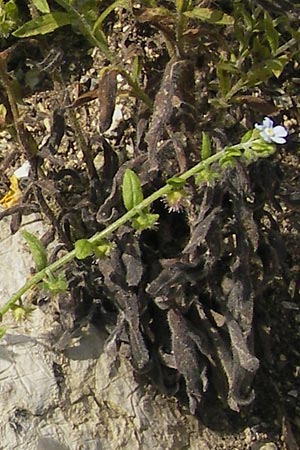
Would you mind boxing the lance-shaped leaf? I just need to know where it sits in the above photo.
[42,272,68,294]
[200,131,212,160]
[21,230,48,272]
[0,327,7,339]
[122,169,144,211]
[93,0,130,34]
[166,176,186,189]
[184,8,233,25]
[13,12,73,37]
[131,212,159,231]
[98,67,117,133]
[31,0,50,13]
[175,0,190,13]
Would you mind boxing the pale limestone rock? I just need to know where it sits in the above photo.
[0,214,246,449]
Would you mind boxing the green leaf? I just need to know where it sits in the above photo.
[94,240,114,259]
[264,11,278,54]
[224,148,242,158]
[264,56,288,78]
[184,8,233,25]
[11,305,34,322]
[21,230,48,272]
[93,0,129,34]
[235,2,254,31]
[31,0,50,13]
[240,129,253,143]
[0,0,19,37]
[252,35,270,60]
[201,132,211,160]
[219,148,242,168]
[0,327,7,339]
[246,66,272,86]
[251,141,274,152]
[166,177,186,188]
[122,169,144,211]
[216,61,239,73]
[131,212,159,231]
[175,0,189,13]
[42,273,68,294]
[216,65,231,97]
[195,166,219,185]
[13,12,73,37]
[132,55,141,83]
[243,148,258,163]
[74,239,95,260]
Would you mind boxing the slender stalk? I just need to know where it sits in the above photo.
[0,128,275,321]
[0,146,229,319]
[53,0,152,108]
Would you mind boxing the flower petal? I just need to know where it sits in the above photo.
[271,135,286,144]
[255,123,264,131]
[262,117,273,128]
[273,125,288,137]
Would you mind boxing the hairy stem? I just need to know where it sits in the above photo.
[0,146,228,319]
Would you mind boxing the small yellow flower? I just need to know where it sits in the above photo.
[0,174,22,208]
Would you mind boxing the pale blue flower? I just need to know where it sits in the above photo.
[255,117,288,144]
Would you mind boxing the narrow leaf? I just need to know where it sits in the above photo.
[240,129,253,143]
[31,0,50,13]
[98,67,117,133]
[132,55,141,83]
[265,56,288,79]
[122,169,144,211]
[135,6,174,23]
[0,327,7,339]
[42,273,68,294]
[13,12,73,37]
[264,12,278,54]
[21,230,48,272]
[166,176,185,188]
[184,8,233,25]
[201,132,211,160]
[94,240,114,259]
[93,0,129,33]
[132,212,159,231]
[176,0,188,13]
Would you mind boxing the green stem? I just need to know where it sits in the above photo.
[120,70,152,109]
[2,130,273,321]
[54,0,113,60]
[0,146,228,319]
[53,0,152,108]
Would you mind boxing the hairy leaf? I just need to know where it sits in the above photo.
[21,230,48,272]
[201,132,212,161]
[93,0,130,33]
[31,0,50,13]
[13,12,73,37]
[74,239,95,260]
[263,11,279,54]
[184,8,233,25]
[98,67,117,133]
[122,169,144,211]
[42,273,68,294]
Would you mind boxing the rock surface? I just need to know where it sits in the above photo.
[0,215,282,450]
[0,215,200,450]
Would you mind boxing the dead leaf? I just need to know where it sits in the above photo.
[98,67,118,133]
[234,95,279,115]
